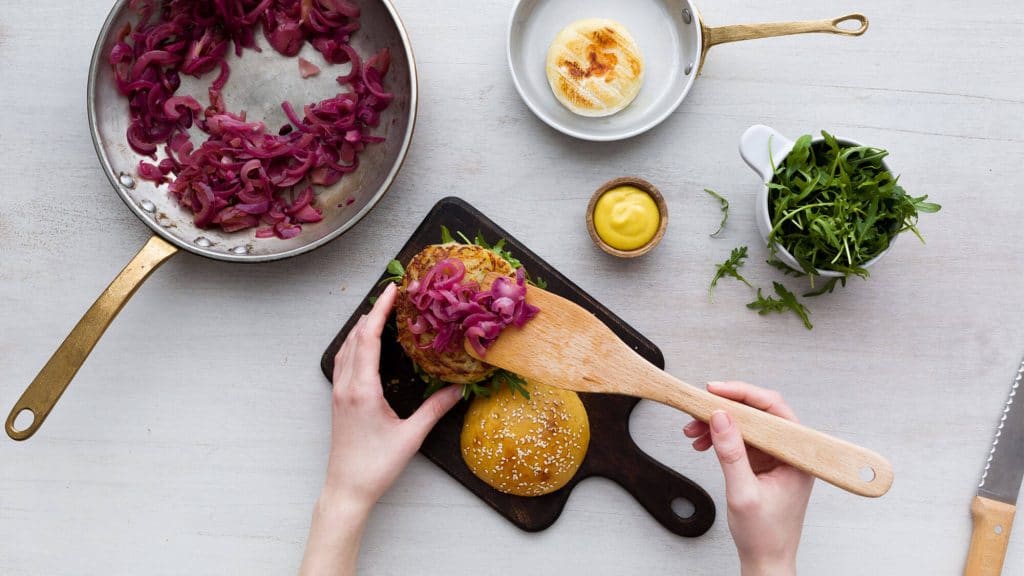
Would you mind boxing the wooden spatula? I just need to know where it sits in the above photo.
[466,285,893,498]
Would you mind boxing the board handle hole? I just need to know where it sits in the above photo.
[671,497,695,519]
[12,408,35,433]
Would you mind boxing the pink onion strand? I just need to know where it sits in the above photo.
[406,260,540,357]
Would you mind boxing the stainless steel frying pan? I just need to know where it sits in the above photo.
[5,0,418,440]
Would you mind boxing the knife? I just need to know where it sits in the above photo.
[965,356,1024,575]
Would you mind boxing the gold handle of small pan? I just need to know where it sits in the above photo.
[703,13,868,52]
[5,235,178,440]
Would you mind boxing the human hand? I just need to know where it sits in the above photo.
[301,283,461,576]
[323,282,462,513]
[683,381,814,576]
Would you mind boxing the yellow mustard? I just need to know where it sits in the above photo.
[593,185,660,251]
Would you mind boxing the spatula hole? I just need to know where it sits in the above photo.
[12,408,35,433]
[994,524,1004,535]
[859,466,876,482]
[671,497,695,519]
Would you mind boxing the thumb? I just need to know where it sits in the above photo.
[708,410,759,505]
[405,385,462,444]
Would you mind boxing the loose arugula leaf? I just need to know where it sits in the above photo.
[710,246,753,300]
[705,188,729,238]
[378,259,405,286]
[529,275,548,290]
[803,276,846,297]
[766,131,941,279]
[746,282,813,330]
[440,225,455,244]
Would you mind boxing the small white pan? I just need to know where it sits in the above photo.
[508,0,867,141]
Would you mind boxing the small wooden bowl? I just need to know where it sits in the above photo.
[586,177,668,258]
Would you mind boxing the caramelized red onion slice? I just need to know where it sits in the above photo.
[405,261,539,358]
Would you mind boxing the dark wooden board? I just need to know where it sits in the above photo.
[320,197,715,537]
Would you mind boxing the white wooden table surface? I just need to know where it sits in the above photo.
[2,0,1023,574]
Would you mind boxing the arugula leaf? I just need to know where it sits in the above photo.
[746,282,813,330]
[492,369,530,400]
[705,189,729,238]
[529,275,548,290]
[803,276,846,297]
[710,246,753,300]
[418,364,531,402]
[457,229,524,270]
[461,380,494,400]
[766,131,941,279]
[387,259,404,276]
[440,225,455,244]
[473,231,491,249]
[378,259,405,286]
[490,239,522,269]
[415,362,452,399]
[423,376,450,398]
[767,257,806,277]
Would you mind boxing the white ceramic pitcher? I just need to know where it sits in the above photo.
[738,124,896,278]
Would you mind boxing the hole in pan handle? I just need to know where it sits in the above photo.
[831,14,869,35]
[702,13,869,51]
[5,235,178,441]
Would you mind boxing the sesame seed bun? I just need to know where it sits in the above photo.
[460,379,590,496]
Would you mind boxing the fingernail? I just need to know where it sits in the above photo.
[385,283,397,293]
[707,381,724,389]
[710,410,732,434]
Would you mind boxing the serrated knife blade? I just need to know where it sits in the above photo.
[964,356,1023,576]
[978,359,1024,504]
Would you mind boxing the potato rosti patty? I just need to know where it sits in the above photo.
[397,244,514,384]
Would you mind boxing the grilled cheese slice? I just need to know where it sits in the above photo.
[545,19,644,117]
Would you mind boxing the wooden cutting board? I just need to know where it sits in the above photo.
[320,197,715,537]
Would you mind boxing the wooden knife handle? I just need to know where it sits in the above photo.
[965,496,1016,576]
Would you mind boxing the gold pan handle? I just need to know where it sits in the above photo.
[703,13,868,50]
[6,235,178,441]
